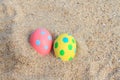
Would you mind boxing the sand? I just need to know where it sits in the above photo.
[0,0,120,80]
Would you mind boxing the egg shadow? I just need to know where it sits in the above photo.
[27,28,35,44]
[75,40,79,57]
[50,32,58,57]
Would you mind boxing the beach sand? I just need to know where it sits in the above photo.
[0,0,120,80]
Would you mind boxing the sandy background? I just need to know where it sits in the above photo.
[0,0,120,80]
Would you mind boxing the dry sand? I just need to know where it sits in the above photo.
[0,0,120,80]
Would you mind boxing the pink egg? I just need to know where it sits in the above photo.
[29,28,53,56]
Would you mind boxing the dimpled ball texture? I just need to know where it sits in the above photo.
[54,33,76,61]
[29,28,53,56]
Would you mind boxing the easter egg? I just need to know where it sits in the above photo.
[53,33,76,61]
[29,28,53,56]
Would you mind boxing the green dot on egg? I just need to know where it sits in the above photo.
[55,42,58,48]
[69,57,73,61]
[60,50,64,56]
[68,44,73,50]
[72,39,75,43]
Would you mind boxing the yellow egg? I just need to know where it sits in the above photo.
[53,33,76,61]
